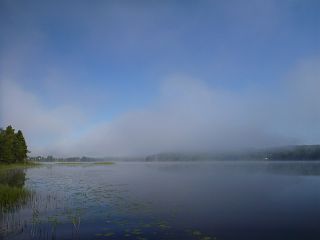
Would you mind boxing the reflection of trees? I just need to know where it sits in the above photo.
[266,162,320,176]
[0,168,29,211]
[0,168,26,187]
[0,169,29,237]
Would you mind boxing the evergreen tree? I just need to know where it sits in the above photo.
[0,128,4,163]
[1,126,16,163]
[14,130,28,162]
[0,126,29,164]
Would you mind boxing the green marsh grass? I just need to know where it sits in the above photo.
[56,162,84,166]
[55,161,114,166]
[92,162,114,165]
[0,184,31,210]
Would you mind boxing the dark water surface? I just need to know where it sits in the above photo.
[1,161,320,240]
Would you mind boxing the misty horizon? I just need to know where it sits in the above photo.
[1,2,320,240]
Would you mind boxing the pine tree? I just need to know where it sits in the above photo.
[1,126,16,163]
[0,126,29,164]
[0,128,4,163]
[14,130,28,162]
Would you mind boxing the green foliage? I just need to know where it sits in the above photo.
[0,184,30,210]
[93,162,114,165]
[0,126,29,164]
[0,126,15,163]
[14,130,28,162]
[0,168,30,211]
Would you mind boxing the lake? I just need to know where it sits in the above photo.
[1,161,320,240]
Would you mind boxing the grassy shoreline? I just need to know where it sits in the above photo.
[0,162,36,211]
[92,161,114,165]
[55,161,115,166]
[0,161,40,171]
[0,161,115,169]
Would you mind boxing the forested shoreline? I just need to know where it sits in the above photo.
[0,126,28,164]
[1,124,319,163]
[145,145,320,161]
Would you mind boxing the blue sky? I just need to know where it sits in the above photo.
[0,0,319,156]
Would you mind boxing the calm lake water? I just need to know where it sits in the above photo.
[1,161,320,240]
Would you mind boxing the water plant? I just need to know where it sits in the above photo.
[0,184,31,211]
[92,162,114,165]
[48,215,60,237]
[192,230,202,236]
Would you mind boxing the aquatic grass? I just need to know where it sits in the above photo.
[71,214,81,231]
[103,232,114,236]
[188,229,217,240]
[55,162,84,166]
[0,184,31,210]
[1,163,221,240]
[201,236,216,240]
[92,162,114,165]
[192,230,202,236]
[157,221,170,230]
[54,161,114,166]
[48,215,60,238]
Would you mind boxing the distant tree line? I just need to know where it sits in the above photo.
[145,145,320,161]
[0,126,28,164]
[30,155,111,162]
[267,145,320,160]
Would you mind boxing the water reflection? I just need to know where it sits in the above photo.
[0,168,29,212]
[266,161,320,176]
[0,168,31,238]
[149,160,320,176]
[0,168,27,188]
[1,161,320,240]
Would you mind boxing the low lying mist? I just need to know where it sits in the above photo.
[1,58,320,157]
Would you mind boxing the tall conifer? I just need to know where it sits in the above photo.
[1,126,16,163]
[14,130,28,162]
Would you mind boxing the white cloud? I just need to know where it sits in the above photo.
[0,80,85,156]
[1,59,320,157]
[51,78,288,157]
[55,58,320,157]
